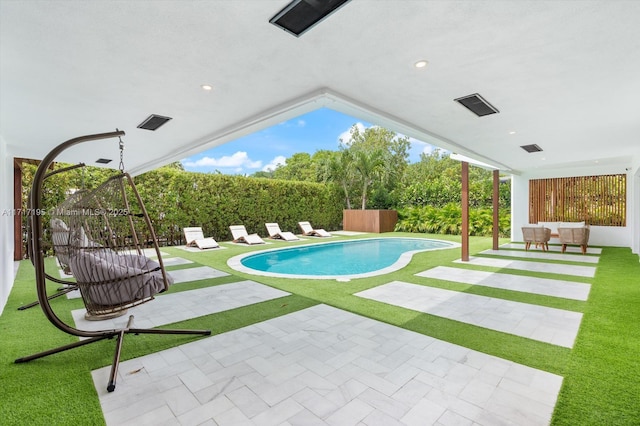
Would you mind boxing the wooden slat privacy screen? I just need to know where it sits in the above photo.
[529,174,626,226]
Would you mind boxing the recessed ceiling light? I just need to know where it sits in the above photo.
[414,60,428,68]
[509,131,517,135]
[201,84,213,91]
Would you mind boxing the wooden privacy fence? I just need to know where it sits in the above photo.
[529,174,626,226]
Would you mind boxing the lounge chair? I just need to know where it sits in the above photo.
[183,227,219,249]
[265,223,300,241]
[229,225,265,245]
[521,225,551,251]
[298,221,331,237]
[558,226,590,254]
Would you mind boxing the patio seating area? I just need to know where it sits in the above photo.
[2,233,638,425]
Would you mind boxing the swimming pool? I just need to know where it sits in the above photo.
[227,237,459,280]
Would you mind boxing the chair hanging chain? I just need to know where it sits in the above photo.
[118,133,125,173]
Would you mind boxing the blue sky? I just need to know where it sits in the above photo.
[181,108,437,174]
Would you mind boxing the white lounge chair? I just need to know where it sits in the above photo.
[229,225,265,245]
[298,221,331,237]
[265,223,300,241]
[183,227,219,249]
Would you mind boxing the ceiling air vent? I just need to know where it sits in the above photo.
[95,158,112,164]
[269,0,352,37]
[137,114,172,131]
[520,144,543,153]
[454,93,499,117]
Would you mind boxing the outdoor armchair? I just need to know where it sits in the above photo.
[521,226,551,251]
[557,226,590,254]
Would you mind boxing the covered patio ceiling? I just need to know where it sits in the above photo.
[1,1,639,174]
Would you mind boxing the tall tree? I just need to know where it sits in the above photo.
[320,149,354,209]
[272,152,315,181]
[340,125,411,209]
[350,146,386,209]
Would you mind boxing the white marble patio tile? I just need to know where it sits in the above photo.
[293,388,341,419]
[390,378,433,406]
[400,398,448,425]
[162,257,193,267]
[225,385,270,419]
[286,408,329,426]
[356,281,583,347]
[213,406,254,426]
[436,409,474,426]
[357,387,412,419]
[479,249,599,263]
[118,405,177,426]
[163,384,201,416]
[417,265,591,300]
[361,409,404,426]
[94,305,563,426]
[500,242,602,254]
[325,398,376,426]
[454,256,596,277]
[168,265,230,283]
[73,280,289,332]
[250,398,305,426]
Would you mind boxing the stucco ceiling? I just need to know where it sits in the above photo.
[1,0,639,175]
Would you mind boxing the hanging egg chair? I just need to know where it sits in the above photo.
[15,130,211,392]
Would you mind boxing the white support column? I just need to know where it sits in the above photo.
[0,135,14,315]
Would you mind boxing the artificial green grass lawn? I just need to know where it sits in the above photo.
[1,232,638,425]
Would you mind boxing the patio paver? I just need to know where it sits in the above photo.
[72,280,290,332]
[355,281,582,348]
[168,265,230,283]
[417,265,591,301]
[93,304,563,426]
[479,249,599,264]
[500,243,602,255]
[162,257,194,267]
[454,256,596,278]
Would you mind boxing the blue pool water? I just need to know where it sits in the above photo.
[229,238,457,279]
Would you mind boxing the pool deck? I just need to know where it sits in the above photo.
[83,242,594,425]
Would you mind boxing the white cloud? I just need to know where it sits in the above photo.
[412,140,437,155]
[262,155,287,172]
[277,118,306,128]
[183,151,262,169]
[337,122,367,145]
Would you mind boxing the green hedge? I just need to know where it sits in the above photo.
[133,168,344,243]
[395,203,511,237]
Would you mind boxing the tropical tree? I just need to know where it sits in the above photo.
[320,149,354,209]
[350,146,386,209]
[330,125,411,209]
[273,152,315,181]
